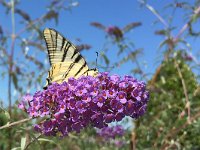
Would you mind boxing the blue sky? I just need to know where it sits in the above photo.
[0,0,200,105]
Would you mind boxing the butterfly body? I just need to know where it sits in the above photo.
[43,28,98,88]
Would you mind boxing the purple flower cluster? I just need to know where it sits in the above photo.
[105,26,123,39]
[182,52,193,61]
[114,140,126,148]
[19,72,149,136]
[97,125,125,139]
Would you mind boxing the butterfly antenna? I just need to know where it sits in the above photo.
[95,52,99,68]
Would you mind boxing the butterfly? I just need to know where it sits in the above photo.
[43,28,98,89]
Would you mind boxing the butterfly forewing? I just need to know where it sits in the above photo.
[43,28,98,88]
[44,28,86,65]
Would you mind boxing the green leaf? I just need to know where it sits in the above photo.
[158,39,168,49]
[68,133,79,139]
[21,137,26,150]
[161,76,166,84]
[101,53,109,65]
[138,0,168,28]
[37,138,62,149]
[44,10,59,25]
[155,29,167,35]
[178,39,192,50]
[122,22,142,33]
[0,106,10,120]
[38,138,57,145]
[12,73,18,90]
[194,86,200,96]
[4,110,10,120]
[117,44,128,56]
[11,147,21,150]
[191,14,199,23]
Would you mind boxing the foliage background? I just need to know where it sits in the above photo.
[0,0,200,149]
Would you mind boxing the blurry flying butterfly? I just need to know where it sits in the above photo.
[43,28,98,89]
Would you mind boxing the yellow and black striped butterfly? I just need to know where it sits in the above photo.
[43,28,98,89]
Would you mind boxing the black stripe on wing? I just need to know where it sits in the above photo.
[61,41,71,62]
[43,28,87,66]
[63,54,84,79]
[74,62,87,77]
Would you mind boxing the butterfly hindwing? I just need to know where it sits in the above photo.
[47,62,89,83]
[43,28,98,88]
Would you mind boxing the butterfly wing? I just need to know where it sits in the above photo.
[43,28,98,88]
[47,62,90,83]
[43,28,87,66]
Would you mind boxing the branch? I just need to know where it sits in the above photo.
[130,131,136,150]
[161,111,200,150]
[137,0,169,28]
[0,117,32,130]
[149,5,200,86]
[175,60,190,123]
[174,5,200,43]
[24,134,42,150]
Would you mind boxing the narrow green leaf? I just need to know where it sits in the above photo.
[122,22,142,33]
[0,106,10,120]
[178,39,192,50]
[21,137,26,150]
[161,76,166,84]
[101,53,109,65]
[11,147,21,150]
[191,14,199,23]
[194,86,200,96]
[38,138,57,144]
[158,39,167,49]
[155,29,167,35]
[12,73,18,89]
[117,44,127,56]
[38,138,62,149]
[4,110,10,120]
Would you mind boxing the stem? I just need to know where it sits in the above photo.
[130,131,136,150]
[0,117,32,130]
[175,60,190,123]
[137,0,169,28]
[8,0,16,119]
[161,111,200,150]
[8,0,16,149]
[174,6,200,43]
[11,0,15,35]
[149,6,200,86]
[24,134,42,150]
